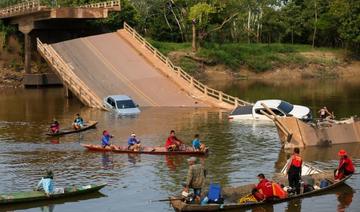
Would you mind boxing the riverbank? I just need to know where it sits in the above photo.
[150,41,360,82]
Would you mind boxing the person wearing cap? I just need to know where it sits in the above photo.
[36,170,55,196]
[286,147,302,194]
[335,150,355,180]
[128,133,141,151]
[101,130,113,148]
[165,130,183,151]
[183,157,206,202]
[50,119,60,134]
[72,113,84,130]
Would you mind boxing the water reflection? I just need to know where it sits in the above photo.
[101,153,114,169]
[127,153,141,165]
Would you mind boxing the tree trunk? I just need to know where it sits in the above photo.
[247,8,251,44]
[192,22,196,52]
[291,29,294,44]
[312,0,318,48]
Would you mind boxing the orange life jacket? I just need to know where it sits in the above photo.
[291,155,302,168]
[272,183,287,199]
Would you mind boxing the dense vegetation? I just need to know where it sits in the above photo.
[0,0,358,73]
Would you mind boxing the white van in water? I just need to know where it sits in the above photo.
[228,99,312,121]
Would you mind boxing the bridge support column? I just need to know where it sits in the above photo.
[64,85,72,98]
[24,33,31,74]
[19,22,34,74]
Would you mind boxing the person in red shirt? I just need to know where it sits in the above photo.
[252,173,274,201]
[286,147,302,194]
[335,149,355,180]
[165,130,183,151]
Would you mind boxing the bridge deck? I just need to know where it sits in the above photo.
[51,33,207,107]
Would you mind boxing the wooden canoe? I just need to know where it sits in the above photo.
[81,144,209,156]
[46,121,98,136]
[170,173,352,211]
[0,183,106,205]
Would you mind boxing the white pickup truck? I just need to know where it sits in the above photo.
[228,99,312,121]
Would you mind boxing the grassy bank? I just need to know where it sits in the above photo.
[150,40,344,73]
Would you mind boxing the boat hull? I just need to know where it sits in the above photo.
[170,174,352,211]
[81,144,208,156]
[46,121,98,136]
[0,184,106,205]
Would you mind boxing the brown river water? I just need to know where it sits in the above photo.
[0,79,359,212]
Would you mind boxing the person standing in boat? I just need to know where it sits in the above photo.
[192,134,207,152]
[183,157,206,202]
[50,119,60,134]
[101,130,113,148]
[165,130,183,151]
[335,149,355,180]
[128,133,141,151]
[36,170,54,196]
[72,113,84,130]
[286,147,302,194]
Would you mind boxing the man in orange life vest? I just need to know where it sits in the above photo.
[286,147,302,194]
[335,149,355,180]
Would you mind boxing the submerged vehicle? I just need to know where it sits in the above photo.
[228,99,312,122]
[103,95,140,115]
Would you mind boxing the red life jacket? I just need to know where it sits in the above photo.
[291,155,302,168]
[339,157,355,173]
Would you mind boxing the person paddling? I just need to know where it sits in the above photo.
[165,130,184,151]
[101,130,113,148]
[72,113,84,130]
[128,133,141,151]
[335,149,355,180]
[192,134,207,152]
[35,170,54,196]
[50,119,60,134]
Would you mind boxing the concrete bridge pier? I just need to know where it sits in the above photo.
[19,23,34,74]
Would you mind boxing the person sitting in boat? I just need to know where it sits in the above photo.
[128,133,141,151]
[72,113,84,130]
[252,173,274,202]
[101,130,113,148]
[286,147,302,194]
[35,170,54,196]
[335,149,355,180]
[183,157,206,203]
[192,134,207,152]
[165,130,183,151]
[50,119,60,134]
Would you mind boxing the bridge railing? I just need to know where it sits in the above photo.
[0,0,43,18]
[80,0,121,9]
[37,38,105,109]
[123,22,250,107]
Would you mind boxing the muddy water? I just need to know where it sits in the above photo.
[0,81,359,212]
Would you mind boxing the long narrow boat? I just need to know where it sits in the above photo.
[81,144,208,156]
[0,183,106,205]
[46,121,98,136]
[170,173,352,211]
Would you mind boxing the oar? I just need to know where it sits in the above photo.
[148,197,183,203]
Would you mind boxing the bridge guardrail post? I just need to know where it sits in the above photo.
[219,91,223,101]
